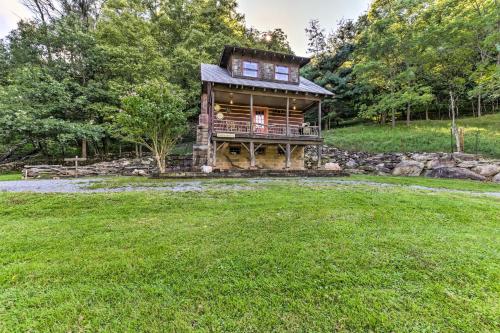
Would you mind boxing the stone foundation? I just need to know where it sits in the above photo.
[215,143,305,170]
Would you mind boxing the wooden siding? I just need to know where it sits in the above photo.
[217,105,304,127]
[228,55,300,84]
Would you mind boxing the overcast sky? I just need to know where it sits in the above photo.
[0,0,371,56]
[238,0,371,56]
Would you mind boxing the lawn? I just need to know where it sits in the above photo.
[0,172,21,181]
[0,180,499,332]
[324,114,500,158]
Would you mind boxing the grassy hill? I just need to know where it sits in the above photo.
[323,114,500,158]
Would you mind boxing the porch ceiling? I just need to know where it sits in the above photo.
[214,90,316,111]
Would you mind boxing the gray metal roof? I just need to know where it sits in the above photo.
[201,64,333,96]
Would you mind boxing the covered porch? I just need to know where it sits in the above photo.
[210,88,323,140]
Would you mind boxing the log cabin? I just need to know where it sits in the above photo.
[193,46,333,170]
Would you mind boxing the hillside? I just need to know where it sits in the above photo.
[323,114,500,158]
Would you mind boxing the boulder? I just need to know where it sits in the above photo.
[426,158,456,169]
[426,167,486,181]
[411,153,441,161]
[345,159,358,168]
[392,160,424,176]
[492,173,500,183]
[324,163,342,171]
[132,169,148,176]
[472,164,500,177]
[452,152,477,162]
[458,161,480,168]
[376,163,391,175]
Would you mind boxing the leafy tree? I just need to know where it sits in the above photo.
[117,80,187,173]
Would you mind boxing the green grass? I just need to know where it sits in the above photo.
[324,114,500,158]
[1,180,499,332]
[0,172,21,181]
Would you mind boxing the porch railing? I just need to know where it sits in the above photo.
[213,119,320,138]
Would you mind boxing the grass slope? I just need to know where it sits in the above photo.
[1,181,499,332]
[324,114,500,158]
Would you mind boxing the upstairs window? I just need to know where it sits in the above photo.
[275,65,289,81]
[243,61,259,78]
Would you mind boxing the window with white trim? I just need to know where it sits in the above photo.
[243,61,259,78]
[275,65,289,81]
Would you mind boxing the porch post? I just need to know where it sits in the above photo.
[286,143,291,169]
[318,100,322,138]
[212,140,217,167]
[286,97,290,136]
[250,94,254,135]
[250,141,256,168]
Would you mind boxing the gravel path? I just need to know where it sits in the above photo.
[0,177,499,198]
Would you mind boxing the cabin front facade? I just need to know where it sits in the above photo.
[193,46,333,170]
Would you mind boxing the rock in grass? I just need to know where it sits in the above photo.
[392,160,424,176]
[472,164,500,177]
[426,167,486,181]
[492,173,500,183]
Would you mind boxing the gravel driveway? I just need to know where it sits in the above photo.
[1,177,499,198]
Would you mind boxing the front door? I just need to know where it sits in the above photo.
[254,107,268,133]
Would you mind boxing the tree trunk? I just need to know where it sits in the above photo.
[425,105,429,121]
[156,153,166,173]
[406,104,411,126]
[391,108,395,128]
[381,112,387,125]
[81,139,87,159]
[450,90,461,152]
[477,94,482,117]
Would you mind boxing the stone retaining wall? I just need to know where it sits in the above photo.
[306,146,500,183]
[22,155,192,179]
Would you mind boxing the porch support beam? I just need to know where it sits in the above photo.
[250,94,254,135]
[241,142,249,152]
[212,140,217,167]
[250,141,256,168]
[286,97,290,136]
[318,100,322,138]
[285,143,291,169]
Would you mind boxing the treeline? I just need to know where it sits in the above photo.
[0,0,291,160]
[303,0,499,127]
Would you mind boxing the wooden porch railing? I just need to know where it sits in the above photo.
[213,119,320,138]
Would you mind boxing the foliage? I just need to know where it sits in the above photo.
[117,80,187,173]
[303,0,499,127]
[0,0,292,160]
[0,180,499,331]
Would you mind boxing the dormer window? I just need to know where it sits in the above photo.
[243,61,258,78]
[275,65,289,81]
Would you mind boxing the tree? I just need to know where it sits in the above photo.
[305,19,327,55]
[117,80,187,173]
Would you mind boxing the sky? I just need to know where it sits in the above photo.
[0,0,372,56]
[238,0,371,56]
